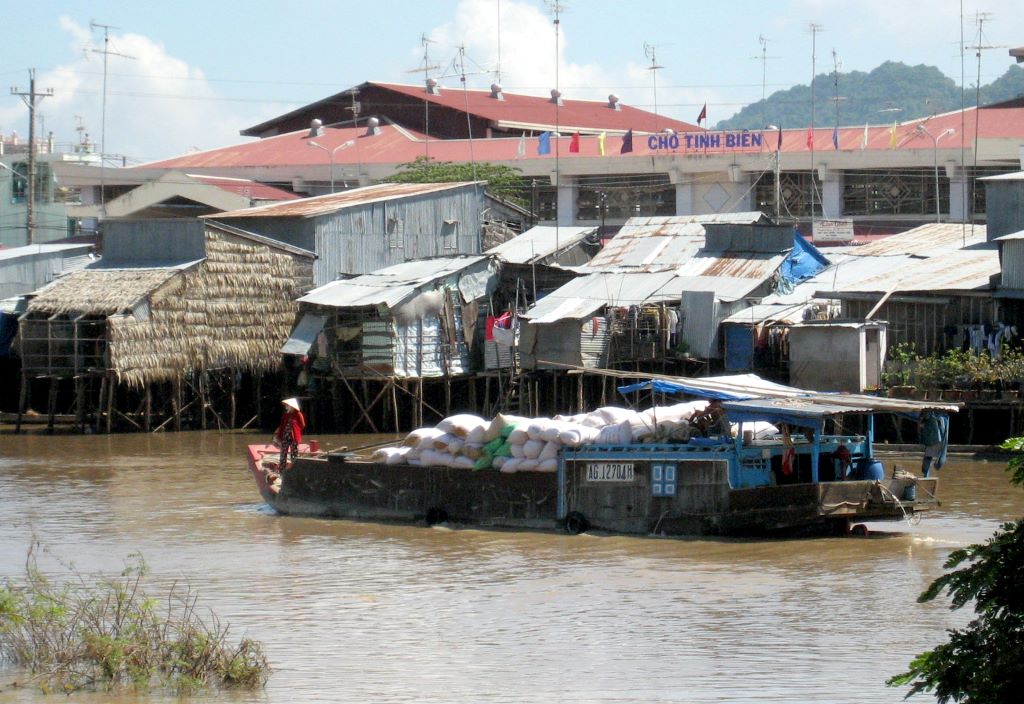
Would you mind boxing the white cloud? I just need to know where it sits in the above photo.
[1,17,265,163]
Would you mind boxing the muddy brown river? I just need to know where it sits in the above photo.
[1,430,1022,703]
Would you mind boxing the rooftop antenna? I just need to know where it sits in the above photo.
[808,22,823,226]
[455,45,478,183]
[966,11,1004,224]
[495,0,502,85]
[406,33,440,157]
[546,0,566,250]
[90,20,134,219]
[832,49,843,142]
[644,42,666,132]
[753,35,779,128]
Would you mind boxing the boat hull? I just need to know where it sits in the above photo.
[247,445,938,537]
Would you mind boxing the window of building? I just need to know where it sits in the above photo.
[842,168,944,216]
[8,161,53,204]
[441,220,459,251]
[754,171,822,218]
[576,173,675,222]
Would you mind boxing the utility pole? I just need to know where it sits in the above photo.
[10,69,54,245]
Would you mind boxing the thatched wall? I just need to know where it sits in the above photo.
[107,229,310,387]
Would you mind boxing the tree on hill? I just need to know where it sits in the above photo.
[717,61,1024,130]
[887,438,1024,703]
[384,156,528,205]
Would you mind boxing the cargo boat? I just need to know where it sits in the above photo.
[247,382,956,537]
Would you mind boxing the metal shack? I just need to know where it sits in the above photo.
[283,255,497,431]
[210,181,486,286]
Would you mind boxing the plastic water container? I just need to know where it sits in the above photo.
[851,457,885,481]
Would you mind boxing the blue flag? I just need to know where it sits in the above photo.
[621,129,633,154]
[832,126,839,150]
[538,131,551,155]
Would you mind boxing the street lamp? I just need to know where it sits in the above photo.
[916,125,956,222]
[307,139,355,193]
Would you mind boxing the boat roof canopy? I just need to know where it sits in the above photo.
[618,374,959,428]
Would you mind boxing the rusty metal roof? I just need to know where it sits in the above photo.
[850,223,987,257]
[210,181,482,219]
[486,225,598,264]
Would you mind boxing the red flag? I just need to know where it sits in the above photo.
[569,132,580,153]
[697,103,707,125]
[776,126,783,151]
[806,125,814,150]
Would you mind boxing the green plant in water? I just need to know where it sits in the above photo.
[0,545,270,695]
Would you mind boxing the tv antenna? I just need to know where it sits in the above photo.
[644,42,668,132]
[89,20,135,218]
[406,33,440,156]
[966,12,1005,221]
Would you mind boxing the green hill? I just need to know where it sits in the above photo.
[715,61,1024,130]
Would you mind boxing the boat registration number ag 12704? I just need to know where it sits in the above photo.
[585,462,635,482]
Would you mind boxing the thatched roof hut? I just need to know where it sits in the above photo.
[20,222,314,389]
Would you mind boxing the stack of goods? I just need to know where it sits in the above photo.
[370,400,753,473]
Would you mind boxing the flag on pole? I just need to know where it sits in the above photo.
[538,131,551,155]
[697,103,707,125]
[832,126,839,150]
[888,122,898,149]
[806,125,814,150]
[620,129,633,154]
[569,132,580,153]
[597,132,607,156]
[861,123,869,150]
[776,126,783,152]
[516,132,526,158]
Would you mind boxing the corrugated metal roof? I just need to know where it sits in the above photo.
[675,251,787,279]
[298,255,487,309]
[486,225,597,263]
[212,181,482,219]
[659,275,770,302]
[828,247,999,294]
[981,171,1024,181]
[850,223,986,257]
[995,230,1024,241]
[0,243,92,262]
[523,271,679,321]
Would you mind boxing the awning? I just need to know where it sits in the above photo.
[281,313,327,356]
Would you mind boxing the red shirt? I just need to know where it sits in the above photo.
[275,409,306,444]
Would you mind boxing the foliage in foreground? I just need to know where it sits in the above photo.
[887,438,1024,702]
[0,548,269,695]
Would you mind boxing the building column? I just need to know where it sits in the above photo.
[948,171,969,223]
[674,180,695,216]
[556,174,576,226]
[818,165,842,219]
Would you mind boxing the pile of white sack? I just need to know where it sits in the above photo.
[369,400,775,474]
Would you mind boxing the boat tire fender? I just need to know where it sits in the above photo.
[564,511,589,535]
[425,507,449,526]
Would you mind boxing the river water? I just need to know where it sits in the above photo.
[1,430,1022,704]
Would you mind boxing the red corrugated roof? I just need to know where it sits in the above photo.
[190,175,299,200]
[137,101,1024,173]
[368,81,700,134]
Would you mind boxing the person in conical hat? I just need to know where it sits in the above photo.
[275,397,306,469]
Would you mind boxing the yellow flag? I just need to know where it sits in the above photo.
[597,131,607,156]
[889,121,898,149]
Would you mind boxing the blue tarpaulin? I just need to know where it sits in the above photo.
[779,232,829,285]
[617,379,761,401]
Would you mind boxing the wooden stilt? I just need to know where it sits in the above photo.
[418,377,424,427]
[143,384,152,432]
[468,376,477,415]
[390,378,399,432]
[255,375,263,430]
[484,375,491,418]
[173,375,182,432]
[444,376,451,416]
[230,369,237,429]
[106,376,115,434]
[74,376,86,432]
[199,372,208,431]
[577,375,584,413]
[337,373,379,433]
[45,377,58,433]
[15,372,29,434]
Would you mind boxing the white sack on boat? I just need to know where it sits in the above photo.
[484,413,530,442]
[499,458,522,473]
[596,420,632,445]
[557,424,601,447]
[406,427,446,449]
[507,427,529,445]
[462,443,484,460]
[538,458,558,472]
[518,458,539,471]
[539,441,559,460]
[522,439,545,459]
[510,443,526,458]
[492,456,508,469]
[437,414,489,440]
[451,455,475,469]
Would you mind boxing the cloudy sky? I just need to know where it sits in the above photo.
[2,0,1021,163]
